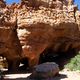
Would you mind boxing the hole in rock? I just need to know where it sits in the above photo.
[39,48,78,70]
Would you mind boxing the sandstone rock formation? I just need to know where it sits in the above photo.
[17,0,80,68]
[0,1,22,72]
[76,10,80,30]
[68,0,74,6]
[0,0,80,71]
[0,0,6,8]
[21,0,63,9]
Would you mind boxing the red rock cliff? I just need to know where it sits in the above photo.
[0,0,80,69]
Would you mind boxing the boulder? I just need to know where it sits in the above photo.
[31,62,59,79]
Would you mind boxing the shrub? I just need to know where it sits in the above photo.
[65,53,80,71]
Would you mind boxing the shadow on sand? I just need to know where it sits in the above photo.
[1,71,67,80]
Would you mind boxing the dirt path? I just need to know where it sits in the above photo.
[1,70,80,80]
[54,71,80,80]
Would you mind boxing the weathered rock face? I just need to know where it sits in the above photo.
[16,0,80,68]
[68,0,74,6]
[0,0,80,71]
[0,0,6,8]
[21,0,63,9]
[0,7,22,71]
[76,11,80,30]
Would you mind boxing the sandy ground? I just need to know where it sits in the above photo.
[55,71,80,80]
[1,70,80,80]
[0,59,80,80]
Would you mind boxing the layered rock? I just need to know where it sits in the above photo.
[0,6,22,71]
[21,0,63,9]
[0,0,80,71]
[17,0,80,68]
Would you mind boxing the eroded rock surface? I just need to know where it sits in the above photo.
[0,0,22,72]
[17,0,80,68]
[0,0,6,8]
[0,0,80,71]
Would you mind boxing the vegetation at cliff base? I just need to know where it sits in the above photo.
[65,53,80,71]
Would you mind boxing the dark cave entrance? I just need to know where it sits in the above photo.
[39,47,78,70]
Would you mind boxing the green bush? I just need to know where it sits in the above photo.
[65,53,80,71]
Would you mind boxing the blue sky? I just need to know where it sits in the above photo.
[6,0,20,4]
[74,0,80,10]
[6,0,80,10]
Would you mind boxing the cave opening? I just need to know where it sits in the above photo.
[39,48,78,70]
